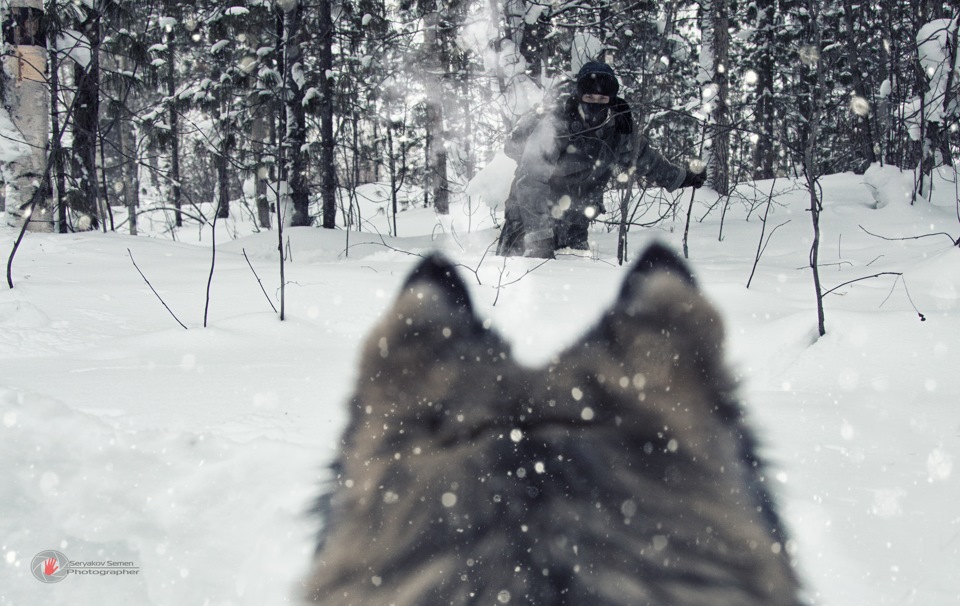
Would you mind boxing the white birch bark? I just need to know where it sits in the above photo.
[1,0,50,231]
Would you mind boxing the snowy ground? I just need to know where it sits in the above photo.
[1,165,958,605]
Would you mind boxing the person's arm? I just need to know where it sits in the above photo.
[633,135,687,192]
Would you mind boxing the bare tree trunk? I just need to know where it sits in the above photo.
[318,0,337,228]
[166,25,182,227]
[47,11,66,233]
[802,0,827,337]
[842,0,878,173]
[387,123,398,236]
[281,0,311,226]
[71,5,101,230]
[216,138,230,220]
[2,0,51,231]
[207,83,230,221]
[751,0,776,179]
[422,7,449,215]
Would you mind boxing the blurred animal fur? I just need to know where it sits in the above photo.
[306,243,802,605]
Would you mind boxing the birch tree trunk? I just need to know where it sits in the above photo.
[2,0,50,231]
[701,0,731,196]
[47,9,66,233]
[118,106,139,235]
[250,100,271,229]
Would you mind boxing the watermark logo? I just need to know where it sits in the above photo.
[30,550,140,582]
[31,550,70,583]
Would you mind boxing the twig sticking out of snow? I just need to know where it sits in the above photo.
[127,248,188,330]
[243,248,278,314]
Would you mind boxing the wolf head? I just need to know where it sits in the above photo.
[307,243,802,606]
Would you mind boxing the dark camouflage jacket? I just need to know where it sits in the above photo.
[507,96,686,238]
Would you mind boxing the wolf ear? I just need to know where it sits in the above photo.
[606,242,724,356]
[384,253,483,341]
[617,242,695,303]
[401,253,476,318]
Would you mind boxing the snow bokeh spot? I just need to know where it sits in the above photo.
[798,45,820,66]
[39,472,60,497]
[253,392,278,410]
[870,488,905,518]
[849,96,871,116]
[838,369,860,391]
[926,448,953,482]
[840,420,855,441]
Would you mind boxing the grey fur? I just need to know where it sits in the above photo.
[306,244,803,605]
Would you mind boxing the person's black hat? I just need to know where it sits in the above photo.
[576,61,619,97]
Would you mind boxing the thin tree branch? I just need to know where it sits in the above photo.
[492,257,550,306]
[203,206,219,327]
[859,224,959,246]
[243,248,278,313]
[127,248,188,329]
[822,271,902,297]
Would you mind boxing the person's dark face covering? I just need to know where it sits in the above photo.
[579,93,611,128]
[576,63,619,129]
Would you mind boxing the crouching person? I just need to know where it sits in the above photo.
[497,61,706,258]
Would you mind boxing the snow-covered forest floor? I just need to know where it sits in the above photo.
[2,164,958,604]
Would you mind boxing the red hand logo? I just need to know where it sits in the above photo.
[43,557,59,576]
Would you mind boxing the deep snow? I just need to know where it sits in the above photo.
[1,165,958,605]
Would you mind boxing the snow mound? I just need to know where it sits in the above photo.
[905,246,960,311]
[863,164,914,209]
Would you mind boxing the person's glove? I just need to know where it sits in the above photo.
[680,169,707,189]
